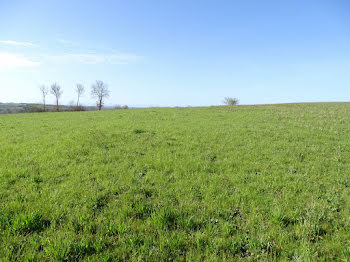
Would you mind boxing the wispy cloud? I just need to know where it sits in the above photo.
[44,53,140,65]
[0,52,39,70]
[0,40,38,47]
[57,38,79,46]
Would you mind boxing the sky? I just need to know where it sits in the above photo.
[0,0,349,107]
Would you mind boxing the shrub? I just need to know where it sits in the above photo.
[24,105,43,113]
[115,105,129,110]
[75,105,86,111]
[223,97,239,106]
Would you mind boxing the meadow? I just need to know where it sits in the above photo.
[0,103,349,261]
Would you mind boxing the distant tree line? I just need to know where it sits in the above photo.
[39,80,113,112]
[0,80,128,114]
[1,83,238,114]
[0,103,95,114]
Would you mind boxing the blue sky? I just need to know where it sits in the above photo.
[0,0,349,107]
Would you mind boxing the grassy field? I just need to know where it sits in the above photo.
[0,103,349,261]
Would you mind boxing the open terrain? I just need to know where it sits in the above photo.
[0,103,349,261]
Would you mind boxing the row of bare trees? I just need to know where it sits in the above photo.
[39,80,110,112]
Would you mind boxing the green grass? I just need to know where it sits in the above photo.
[0,103,349,261]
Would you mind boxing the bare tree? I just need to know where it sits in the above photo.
[39,85,49,112]
[223,97,239,106]
[50,83,63,112]
[91,81,109,110]
[76,84,85,108]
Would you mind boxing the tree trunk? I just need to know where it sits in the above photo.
[98,98,102,110]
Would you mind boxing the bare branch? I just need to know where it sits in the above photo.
[223,97,239,106]
[39,85,48,112]
[76,84,85,108]
[50,83,63,112]
[91,80,109,110]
